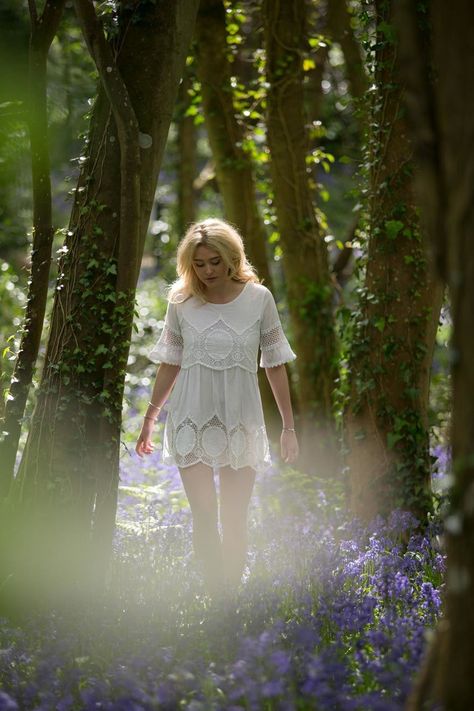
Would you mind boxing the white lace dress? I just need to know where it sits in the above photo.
[148,281,296,471]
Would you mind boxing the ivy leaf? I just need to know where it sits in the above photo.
[385,220,404,240]
[387,431,403,449]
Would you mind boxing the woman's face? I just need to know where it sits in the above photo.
[192,244,229,288]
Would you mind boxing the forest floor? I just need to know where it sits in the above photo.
[0,419,445,711]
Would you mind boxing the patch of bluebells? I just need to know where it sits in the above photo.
[0,454,445,711]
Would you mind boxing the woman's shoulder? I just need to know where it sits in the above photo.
[246,280,271,299]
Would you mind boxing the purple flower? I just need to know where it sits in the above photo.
[0,693,19,711]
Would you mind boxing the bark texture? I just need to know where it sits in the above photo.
[393,1,474,708]
[1,0,199,614]
[345,0,443,521]
[264,0,337,471]
[0,0,66,494]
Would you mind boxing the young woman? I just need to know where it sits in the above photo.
[135,218,299,592]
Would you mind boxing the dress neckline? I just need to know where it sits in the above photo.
[205,280,249,306]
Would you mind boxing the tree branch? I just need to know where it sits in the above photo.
[28,0,38,25]
[326,0,368,102]
[38,0,68,48]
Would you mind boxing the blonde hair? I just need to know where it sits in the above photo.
[167,218,260,303]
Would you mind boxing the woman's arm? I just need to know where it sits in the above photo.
[265,364,299,464]
[136,363,181,457]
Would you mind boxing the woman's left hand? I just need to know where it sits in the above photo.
[281,430,299,464]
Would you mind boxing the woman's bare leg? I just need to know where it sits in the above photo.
[218,465,256,586]
[179,463,223,592]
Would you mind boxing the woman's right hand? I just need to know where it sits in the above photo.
[135,419,156,458]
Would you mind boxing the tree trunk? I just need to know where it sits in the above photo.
[263,0,337,473]
[195,0,283,437]
[326,0,368,104]
[1,0,199,615]
[0,0,66,495]
[176,72,197,236]
[393,1,474,708]
[344,0,443,521]
[195,0,273,291]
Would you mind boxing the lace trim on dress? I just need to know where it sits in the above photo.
[165,413,270,470]
[260,324,284,349]
[149,324,184,365]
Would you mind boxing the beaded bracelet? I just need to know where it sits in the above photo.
[282,427,296,432]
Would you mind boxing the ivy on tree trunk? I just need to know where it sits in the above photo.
[344,0,443,521]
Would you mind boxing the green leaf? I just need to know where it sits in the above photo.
[385,220,404,240]
[374,317,385,332]
[387,431,403,449]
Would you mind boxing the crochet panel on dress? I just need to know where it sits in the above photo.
[166,413,270,470]
[180,317,261,372]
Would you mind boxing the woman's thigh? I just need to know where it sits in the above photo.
[218,465,256,523]
[179,462,217,516]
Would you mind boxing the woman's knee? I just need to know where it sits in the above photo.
[220,504,247,536]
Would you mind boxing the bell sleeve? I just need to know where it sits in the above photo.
[259,288,297,368]
[148,300,183,366]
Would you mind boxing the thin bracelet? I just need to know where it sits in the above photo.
[148,401,161,410]
[144,415,157,422]
[282,427,296,432]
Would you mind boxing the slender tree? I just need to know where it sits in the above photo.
[195,0,284,436]
[195,0,273,290]
[263,0,337,471]
[344,0,443,520]
[394,1,474,708]
[1,0,199,615]
[176,71,197,236]
[325,0,368,105]
[0,0,67,494]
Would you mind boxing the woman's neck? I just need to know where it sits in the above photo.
[204,279,245,303]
